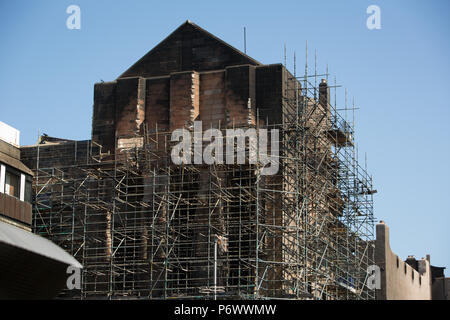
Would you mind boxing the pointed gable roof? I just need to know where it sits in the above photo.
[118,21,261,79]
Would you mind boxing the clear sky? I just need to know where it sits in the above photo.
[1,1,449,270]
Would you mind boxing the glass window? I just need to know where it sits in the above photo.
[5,170,20,198]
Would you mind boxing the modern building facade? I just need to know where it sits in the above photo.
[0,121,82,299]
[0,121,33,230]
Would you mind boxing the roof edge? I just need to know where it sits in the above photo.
[117,20,262,79]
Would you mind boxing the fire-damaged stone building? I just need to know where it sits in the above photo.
[92,20,283,153]
[19,21,378,299]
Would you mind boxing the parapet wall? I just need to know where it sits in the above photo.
[375,222,432,300]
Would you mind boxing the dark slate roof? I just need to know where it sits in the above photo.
[119,20,262,79]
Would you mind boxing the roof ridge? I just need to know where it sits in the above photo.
[182,20,261,66]
[117,21,261,79]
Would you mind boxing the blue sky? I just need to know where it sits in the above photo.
[1,0,449,270]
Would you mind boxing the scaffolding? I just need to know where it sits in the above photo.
[26,61,375,300]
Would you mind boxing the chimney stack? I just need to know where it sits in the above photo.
[319,79,330,111]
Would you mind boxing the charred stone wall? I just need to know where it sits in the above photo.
[92,64,285,154]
